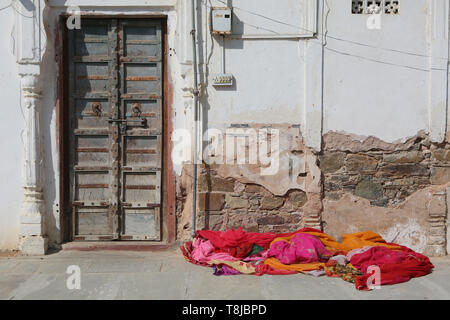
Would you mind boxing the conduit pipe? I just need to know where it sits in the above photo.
[191,0,200,237]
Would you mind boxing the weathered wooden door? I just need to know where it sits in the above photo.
[68,19,163,241]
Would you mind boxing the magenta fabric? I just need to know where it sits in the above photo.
[213,265,242,276]
[191,238,240,263]
[267,233,332,265]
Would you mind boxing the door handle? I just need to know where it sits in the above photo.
[108,118,146,125]
[108,118,147,134]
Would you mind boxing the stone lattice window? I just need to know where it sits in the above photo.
[352,0,399,14]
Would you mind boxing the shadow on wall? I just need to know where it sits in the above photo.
[19,0,36,11]
[41,10,60,249]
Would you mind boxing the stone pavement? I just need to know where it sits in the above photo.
[0,249,449,300]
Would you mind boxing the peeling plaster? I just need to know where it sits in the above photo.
[323,183,450,254]
[323,130,428,153]
[213,125,317,196]
[383,219,427,253]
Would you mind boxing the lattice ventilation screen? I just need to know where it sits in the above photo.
[352,0,399,14]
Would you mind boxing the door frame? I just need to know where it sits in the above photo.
[56,14,176,246]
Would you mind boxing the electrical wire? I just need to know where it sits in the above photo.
[10,0,34,18]
[5,0,449,73]
[0,0,11,11]
[320,0,436,72]
[206,0,450,62]
[324,46,431,72]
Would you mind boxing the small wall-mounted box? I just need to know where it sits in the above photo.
[212,73,233,87]
[211,7,232,35]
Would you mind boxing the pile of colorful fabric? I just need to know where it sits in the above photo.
[180,227,434,290]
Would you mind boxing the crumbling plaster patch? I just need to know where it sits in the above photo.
[176,124,323,240]
[323,183,449,255]
[447,186,450,255]
[323,130,428,153]
[213,124,320,196]
[212,125,323,229]
[177,164,194,242]
[321,130,449,255]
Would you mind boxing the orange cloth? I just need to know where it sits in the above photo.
[264,230,402,272]
[339,231,402,252]
[264,258,325,272]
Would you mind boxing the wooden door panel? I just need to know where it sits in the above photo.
[123,135,161,168]
[74,99,110,129]
[68,18,163,241]
[121,208,160,240]
[122,172,161,203]
[119,19,163,240]
[69,19,118,240]
[124,100,162,130]
[75,135,111,167]
[74,207,113,238]
[123,63,161,94]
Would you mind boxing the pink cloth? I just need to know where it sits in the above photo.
[191,239,241,263]
[267,233,332,265]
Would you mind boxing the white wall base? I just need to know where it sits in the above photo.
[19,236,48,255]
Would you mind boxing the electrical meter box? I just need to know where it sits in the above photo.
[211,7,232,35]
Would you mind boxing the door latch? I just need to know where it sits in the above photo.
[108,118,147,134]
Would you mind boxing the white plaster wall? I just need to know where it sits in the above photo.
[196,0,309,130]
[201,38,305,129]
[0,7,23,250]
[0,0,447,250]
[172,0,314,173]
[323,0,430,142]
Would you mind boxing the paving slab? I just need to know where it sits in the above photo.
[0,250,449,300]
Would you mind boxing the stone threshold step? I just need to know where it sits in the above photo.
[62,241,173,252]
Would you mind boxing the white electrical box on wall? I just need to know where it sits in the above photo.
[211,7,232,35]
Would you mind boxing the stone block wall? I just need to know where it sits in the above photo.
[175,124,322,242]
[176,166,309,236]
[321,132,449,256]
[174,130,449,256]
[320,134,450,207]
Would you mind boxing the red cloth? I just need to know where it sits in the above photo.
[196,228,275,258]
[351,246,434,290]
[196,227,323,258]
